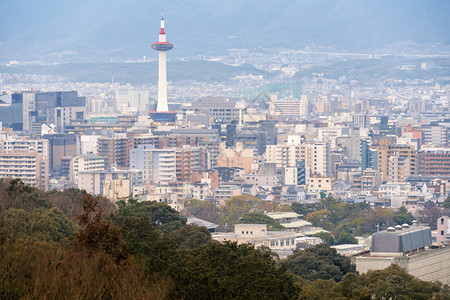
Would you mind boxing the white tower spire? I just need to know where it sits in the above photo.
[150,11,175,122]
[157,13,168,112]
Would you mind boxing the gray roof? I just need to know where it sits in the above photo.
[186,216,219,230]
[371,225,432,254]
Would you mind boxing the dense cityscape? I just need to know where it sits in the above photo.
[1,1,450,299]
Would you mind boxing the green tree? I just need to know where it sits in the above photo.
[335,232,358,245]
[305,210,334,230]
[117,215,178,276]
[393,206,415,225]
[182,198,221,224]
[443,196,450,209]
[219,195,280,230]
[0,178,50,211]
[312,231,335,246]
[282,244,357,282]
[360,207,394,234]
[46,188,116,222]
[292,202,316,217]
[0,207,76,246]
[169,224,212,250]
[240,212,285,230]
[299,279,339,300]
[118,200,186,233]
[170,241,300,299]
[335,264,450,299]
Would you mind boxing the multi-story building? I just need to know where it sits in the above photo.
[388,156,411,183]
[214,185,241,204]
[371,139,417,182]
[421,125,448,147]
[307,142,329,176]
[77,169,143,201]
[175,146,202,182]
[0,135,49,156]
[307,175,333,195]
[79,135,101,154]
[402,125,422,146]
[353,224,450,285]
[0,149,49,190]
[43,134,77,173]
[182,97,239,124]
[269,97,303,118]
[352,113,368,128]
[116,89,149,113]
[130,145,176,185]
[217,143,257,173]
[97,136,132,169]
[265,144,307,168]
[337,128,369,162]
[199,141,223,170]
[245,174,279,186]
[361,168,382,191]
[436,216,450,244]
[69,154,106,185]
[0,91,86,133]
[418,148,450,176]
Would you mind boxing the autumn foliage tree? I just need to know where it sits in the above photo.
[75,194,129,264]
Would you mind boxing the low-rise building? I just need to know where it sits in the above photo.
[214,185,241,204]
[212,224,298,258]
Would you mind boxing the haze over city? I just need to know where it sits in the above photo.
[1,1,450,298]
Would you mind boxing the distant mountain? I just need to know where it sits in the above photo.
[0,61,270,84]
[1,0,450,62]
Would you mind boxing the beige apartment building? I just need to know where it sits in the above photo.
[69,153,106,185]
[217,143,257,173]
[0,150,49,190]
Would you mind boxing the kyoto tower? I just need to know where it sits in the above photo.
[149,12,176,122]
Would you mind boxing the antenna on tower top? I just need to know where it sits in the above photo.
[161,8,164,20]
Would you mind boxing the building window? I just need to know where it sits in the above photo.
[270,241,275,247]
[280,240,284,246]
[442,231,445,236]
[442,218,445,225]
[242,231,244,234]
[246,231,249,234]
[250,231,253,234]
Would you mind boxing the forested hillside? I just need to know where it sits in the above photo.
[1,178,448,299]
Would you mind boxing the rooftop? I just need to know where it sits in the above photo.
[266,212,301,220]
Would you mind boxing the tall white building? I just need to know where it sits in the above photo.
[299,95,310,118]
[265,144,307,168]
[306,142,329,176]
[130,145,176,185]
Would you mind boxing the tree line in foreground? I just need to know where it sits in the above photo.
[0,179,448,299]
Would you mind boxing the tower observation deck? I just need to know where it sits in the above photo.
[149,13,176,122]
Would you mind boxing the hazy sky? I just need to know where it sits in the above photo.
[1,0,449,62]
